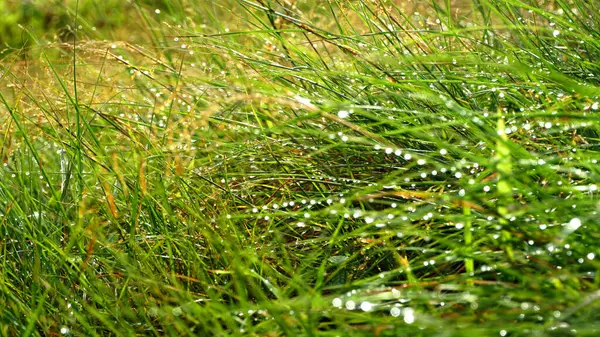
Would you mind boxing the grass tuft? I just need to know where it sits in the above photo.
[0,0,599,336]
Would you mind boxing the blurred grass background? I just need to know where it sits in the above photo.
[1,0,181,51]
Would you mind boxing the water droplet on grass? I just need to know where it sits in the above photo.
[360,301,373,312]
[565,218,581,233]
[403,307,415,324]
[332,298,342,308]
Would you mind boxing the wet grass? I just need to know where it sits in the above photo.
[0,0,599,336]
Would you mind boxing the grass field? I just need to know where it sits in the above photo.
[0,0,599,336]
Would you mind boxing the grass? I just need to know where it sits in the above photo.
[0,0,599,335]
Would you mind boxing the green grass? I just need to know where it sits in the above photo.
[0,0,599,336]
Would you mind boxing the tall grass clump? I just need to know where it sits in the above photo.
[0,0,599,335]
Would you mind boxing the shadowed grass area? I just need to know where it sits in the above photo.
[0,0,599,336]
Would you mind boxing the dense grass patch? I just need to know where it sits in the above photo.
[0,0,599,336]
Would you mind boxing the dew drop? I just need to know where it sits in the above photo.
[566,218,581,232]
[403,307,415,324]
[337,110,349,119]
[332,298,342,308]
[360,301,373,312]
